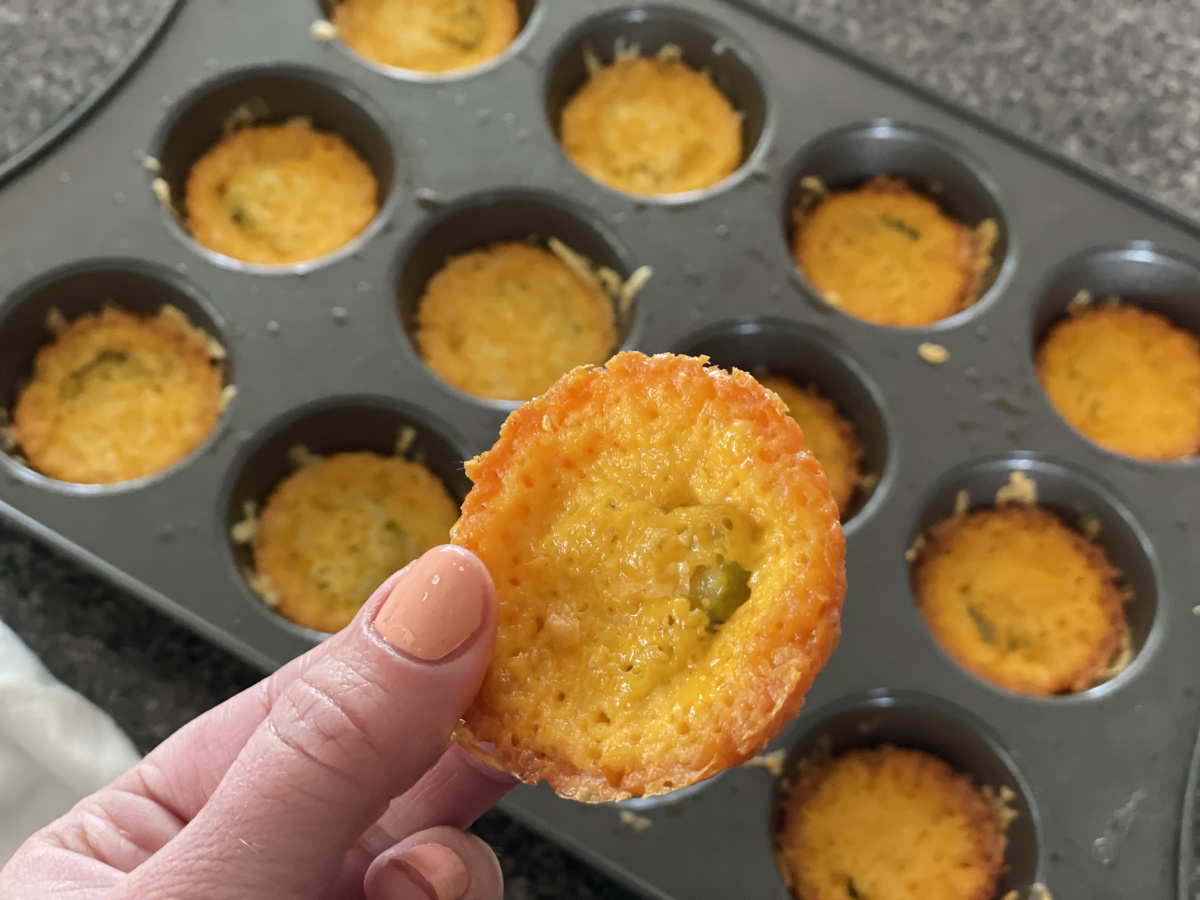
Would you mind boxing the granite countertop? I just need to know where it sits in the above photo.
[2,2,1200,898]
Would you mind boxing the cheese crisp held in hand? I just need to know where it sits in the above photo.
[452,352,846,801]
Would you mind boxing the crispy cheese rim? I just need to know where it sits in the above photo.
[452,352,846,801]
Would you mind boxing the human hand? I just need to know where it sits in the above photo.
[0,545,511,900]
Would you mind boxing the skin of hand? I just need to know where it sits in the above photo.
[0,544,512,900]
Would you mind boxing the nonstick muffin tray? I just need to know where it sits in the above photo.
[1,1,1199,898]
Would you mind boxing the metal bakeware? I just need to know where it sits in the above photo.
[2,2,1199,898]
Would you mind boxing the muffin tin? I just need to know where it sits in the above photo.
[0,1,1198,898]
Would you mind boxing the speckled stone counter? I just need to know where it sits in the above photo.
[3,1,1200,898]
[0,0,172,166]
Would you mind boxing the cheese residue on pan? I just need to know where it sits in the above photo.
[917,342,950,365]
[994,470,1037,506]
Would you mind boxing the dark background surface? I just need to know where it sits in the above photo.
[3,1,1200,897]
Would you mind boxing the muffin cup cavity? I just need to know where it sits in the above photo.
[771,690,1041,898]
[544,5,770,203]
[1031,244,1200,464]
[674,317,890,527]
[316,0,540,82]
[151,64,396,273]
[223,398,472,635]
[396,188,637,407]
[1031,243,1200,341]
[909,454,1159,697]
[782,120,1009,326]
[0,258,233,492]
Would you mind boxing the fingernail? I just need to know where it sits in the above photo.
[390,843,469,900]
[374,546,485,661]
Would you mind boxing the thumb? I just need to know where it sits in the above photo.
[115,545,497,900]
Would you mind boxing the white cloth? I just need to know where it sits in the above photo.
[0,620,140,865]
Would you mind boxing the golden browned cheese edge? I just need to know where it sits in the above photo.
[1034,304,1200,461]
[181,123,378,266]
[789,175,993,326]
[912,504,1125,695]
[775,745,1006,900]
[762,377,864,515]
[559,56,743,198]
[11,306,223,483]
[333,0,520,73]
[451,351,846,801]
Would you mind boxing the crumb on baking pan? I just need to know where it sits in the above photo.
[309,18,338,41]
[995,470,1037,505]
[742,748,786,776]
[917,342,949,364]
[618,810,652,832]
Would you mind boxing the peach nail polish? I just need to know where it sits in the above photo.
[391,843,469,900]
[374,546,485,660]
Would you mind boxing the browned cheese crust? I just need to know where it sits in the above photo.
[415,241,616,401]
[185,121,378,266]
[793,176,994,327]
[775,745,1005,900]
[1036,303,1200,460]
[560,56,743,197]
[334,0,519,73]
[252,451,460,634]
[13,306,223,484]
[913,504,1125,695]
[759,375,863,516]
[452,352,846,800]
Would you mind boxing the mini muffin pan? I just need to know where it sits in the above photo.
[0,2,1198,898]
